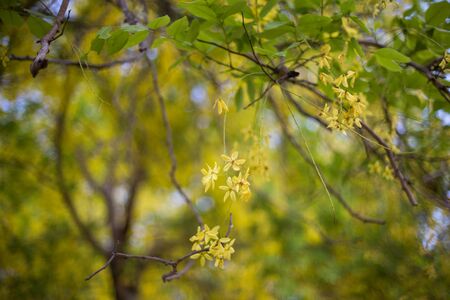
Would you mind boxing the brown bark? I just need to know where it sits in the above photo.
[110,260,139,300]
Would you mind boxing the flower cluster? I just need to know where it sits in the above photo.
[373,0,397,17]
[439,51,449,72]
[319,70,366,131]
[201,151,252,202]
[190,224,235,268]
[214,98,228,115]
[368,161,394,181]
[201,162,220,192]
[243,128,270,180]
[318,44,332,69]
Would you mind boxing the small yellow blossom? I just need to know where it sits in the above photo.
[190,251,213,266]
[368,161,393,181]
[382,166,394,181]
[209,238,235,269]
[221,151,246,171]
[319,44,332,69]
[319,73,334,85]
[201,162,220,192]
[219,177,238,202]
[189,224,236,269]
[342,17,358,37]
[234,169,252,201]
[439,51,449,71]
[214,98,228,115]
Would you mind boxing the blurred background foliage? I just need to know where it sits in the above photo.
[0,0,449,299]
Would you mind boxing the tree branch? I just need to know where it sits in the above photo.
[358,40,449,103]
[85,248,209,282]
[30,0,70,77]
[360,122,418,206]
[11,54,141,70]
[269,96,385,225]
[288,79,419,207]
[196,39,277,73]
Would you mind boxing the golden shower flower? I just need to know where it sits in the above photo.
[221,151,246,172]
[214,98,228,115]
[219,177,238,202]
[201,162,220,192]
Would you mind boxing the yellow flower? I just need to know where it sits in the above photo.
[189,224,236,268]
[439,51,449,71]
[190,251,213,267]
[214,98,228,115]
[209,238,235,269]
[221,151,246,171]
[219,177,238,202]
[201,162,220,192]
[319,55,331,69]
[319,73,334,85]
[318,44,332,69]
[234,169,252,201]
[204,225,219,244]
[334,74,349,88]
[332,87,346,99]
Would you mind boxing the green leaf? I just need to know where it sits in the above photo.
[121,24,148,33]
[0,9,24,27]
[106,30,129,55]
[179,1,216,21]
[260,25,295,39]
[234,86,243,110]
[27,16,52,38]
[374,48,411,63]
[23,8,53,20]
[425,2,450,27]
[187,19,200,42]
[265,21,290,30]
[349,15,369,34]
[298,14,331,30]
[90,36,105,54]
[167,17,189,40]
[151,37,168,48]
[125,30,149,48]
[297,14,331,33]
[349,37,364,58]
[374,48,411,72]
[254,47,285,58]
[221,1,247,19]
[148,15,170,30]
[260,0,278,18]
[340,0,355,14]
[375,56,403,72]
[246,78,255,102]
[97,27,112,39]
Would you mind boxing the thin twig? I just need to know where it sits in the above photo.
[240,12,276,82]
[197,39,277,72]
[244,82,275,109]
[85,248,209,282]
